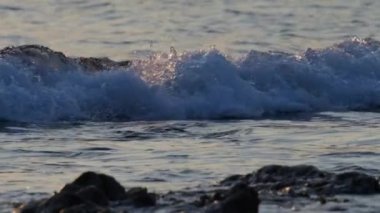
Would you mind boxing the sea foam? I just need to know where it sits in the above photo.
[1,38,380,122]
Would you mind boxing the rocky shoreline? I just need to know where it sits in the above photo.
[13,165,380,213]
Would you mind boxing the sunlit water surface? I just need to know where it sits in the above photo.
[1,0,380,59]
[1,112,379,212]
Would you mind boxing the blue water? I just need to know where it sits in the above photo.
[0,1,380,212]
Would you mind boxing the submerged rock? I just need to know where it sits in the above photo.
[77,57,131,72]
[0,45,73,72]
[0,45,131,73]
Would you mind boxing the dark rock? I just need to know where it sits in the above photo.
[208,183,260,213]
[75,185,109,206]
[14,165,380,213]
[196,194,211,207]
[221,183,260,213]
[37,192,85,213]
[77,57,131,72]
[0,45,131,73]
[253,165,329,183]
[13,199,47,213]
[212,190,225,201]
[333,171,380,194]
[217,164,380,209]
[59,203,111,213]
[62,171,127,201]
[245,165,380,197]
[220,174,244,185]
[0,45,69,64]
[126,187,156,207]
[15,171,128,213]
[0,45,77,73]
[15,171,158,212]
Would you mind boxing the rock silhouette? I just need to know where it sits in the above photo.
[15,165,380,212]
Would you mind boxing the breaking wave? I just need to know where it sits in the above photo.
[1,37,380,122]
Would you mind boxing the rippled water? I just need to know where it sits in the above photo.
[1,113,380,212]
[1,0,380,212]
[1,0,380,59]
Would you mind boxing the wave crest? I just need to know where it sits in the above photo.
[1,38,380,122]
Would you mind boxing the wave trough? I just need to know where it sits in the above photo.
[1,38,380,122]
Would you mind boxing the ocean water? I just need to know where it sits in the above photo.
[0,0,380,212]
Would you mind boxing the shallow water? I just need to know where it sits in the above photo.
[1,112,380,212]
[1,0,380,212]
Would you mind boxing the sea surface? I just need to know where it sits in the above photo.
[0,0,380,212]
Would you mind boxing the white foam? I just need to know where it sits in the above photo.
[1,38,380,122]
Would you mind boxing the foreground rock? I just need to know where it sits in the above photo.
[14,171,260,213]
[15,172,156,213]
[14,165,380,213]
[221,165,380,199]
[0,45,131,72]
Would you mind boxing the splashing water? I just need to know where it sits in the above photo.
[1,38,380,122]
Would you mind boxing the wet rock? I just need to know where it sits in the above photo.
[13,199,47,213]
[254,165,379,196]
[220,174,245,185]
[75,185,109,206]
[40,192,86,212]
[16,192,86,213]
[61,171,127,201]
[0,45,131,73]
[59,203,111,213]
[14,165,380,213]
[193,183,260,213]
[0,45,69,64]
[220,165,380,199]
[253,165,330,183]
[16,171,128,213]
[333,171,380,194]
[0,45,77,73]
[125,187,156,207]
[212,183,260,213]
[15,171,159,213]
[77,57,131,71]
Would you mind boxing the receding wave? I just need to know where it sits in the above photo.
[1,37,380,122]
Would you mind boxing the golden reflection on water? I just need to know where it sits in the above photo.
[1,0,379,60]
